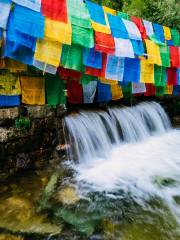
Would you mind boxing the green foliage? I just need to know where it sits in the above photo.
[92,0,123,11]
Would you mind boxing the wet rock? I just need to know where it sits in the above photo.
[56,186,80,205]
[26,105,55,119]
[0,196,61,235]
[56,105,67,117]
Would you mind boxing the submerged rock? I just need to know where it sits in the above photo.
[56,186,80,205]
[0,196,61,235]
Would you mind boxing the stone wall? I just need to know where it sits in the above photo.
[0,105,67,177]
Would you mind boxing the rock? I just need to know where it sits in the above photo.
[26,106,55,119]
[0,196,61,235]
[0,234,23,240]
[0,108,19,120]
[56,186,80,205]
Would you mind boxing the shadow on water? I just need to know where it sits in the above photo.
[0,102,180,240]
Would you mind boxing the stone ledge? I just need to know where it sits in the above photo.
[0,107,19,120]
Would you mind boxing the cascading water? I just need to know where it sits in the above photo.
[64,101,180,239]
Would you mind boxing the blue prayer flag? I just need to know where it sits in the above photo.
[0,95,20,107]
[14,4,44,38]
[153,23,165,43]
[86,0,106,25]
[83,48,102,69]
[7,12,36,51]
[107,14,129,39]
[123,58,140,83]
[131,40,145,56]
[96,81,112,103]
[4,40,34,65]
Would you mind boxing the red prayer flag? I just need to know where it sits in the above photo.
[95,32,115,55]
[169,46,180,68]
[42,0,68,23]
[167,67,177,85]
[67,80,83,104]
[57,67,82,81]
[131,16,147,39]
[144,84,156,96]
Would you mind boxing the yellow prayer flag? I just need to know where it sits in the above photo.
[111,84,123,100]
[166,84,173,94]
[145,39,162,66]
[140,59,154,83]
[45,18,72,45]
[91,21,111,34]
[103,6,116,16]
[20,76,45,105]
[99,77,118,85]
[0,72,21,96]
[163,26,171,40]
[34,39,62,67]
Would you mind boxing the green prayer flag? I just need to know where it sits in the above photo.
[67,0,92,28]
[45,74,66,106]
[117,11,130,20]
[149,34,165,46]
[121,83,132,98]
[61,44,84,72]
[159,45,170,67]
[155,86,166,96]
[81,74,96,85]
[154,65,166,87]
[72,25,94,48]
[171,29,180,46]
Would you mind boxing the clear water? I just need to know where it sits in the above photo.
[0,102,179,239]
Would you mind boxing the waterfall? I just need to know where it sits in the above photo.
[63,102,180,225]
[64,101,171,162]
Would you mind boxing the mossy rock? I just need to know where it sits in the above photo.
[0,196,61,235]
